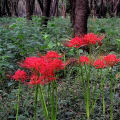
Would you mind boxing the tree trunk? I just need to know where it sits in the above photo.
[11,0,19,16]
[73,0,89,36]
[42,0,52,25]
[26,0,35,20]
[0,1,2,17]
[50,0,59,16]
[70,0,76,26]
[37,0,43,13]
[61,0,66,18]
[2,0,11,16]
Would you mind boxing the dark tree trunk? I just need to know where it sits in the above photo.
[73,0,89,36]
[38,0,58,25]
[0,1,1,17]
[26,0,35,20]
[61,0,66,18]
[2,0,11,16]
[37,0,43,13]
[42,0,52,25]
[70,0,76,26]
[12,0,19,16]
[50,0,59,16]
[26,0,31,20]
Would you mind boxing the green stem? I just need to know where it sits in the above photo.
[39,85,49,120]
[110,68,113,120]
[80,65,86,102]
[91,91,100,115]
[47,83,51,117]
[54,82,58,120]
[64,54,66,76]
[100,69,105,114]
[51,81,55,120]
[91,69,99,112]
[34,85,38,120]
[85,64,90,120]
[16,81,21,120]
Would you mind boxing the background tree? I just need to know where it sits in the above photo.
[26,0,35,20]
[50,0,59,16]
[1,0,11,16]
[26,0,59,24]
[70,0,89,36]
[0,0,120,18]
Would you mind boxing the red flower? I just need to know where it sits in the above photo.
[12,69,26,82]
[64,33,104,48]
[20,51,65,85]
[103,54,118,67]
[117,59,120,62]
[45,51,62,59]
[65,36,87,48]
[29,74,47,85]
[20,57,44,71]
[93,59,106,69]
[83,33,104,45]
[79,56,89,66]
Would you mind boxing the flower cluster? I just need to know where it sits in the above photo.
[79,56,90,66]
[12,51,64,85]
[65,33,104,48]
[12,69,27,82]
[78,54,120,69]
[65,36,87,48]
[84,33,103,45]
[93,54,120,68]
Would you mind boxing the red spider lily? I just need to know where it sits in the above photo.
[64,33,104,48]
[45,51,62,59]
[93,59,106,69]
[117,59,120,62]
[79,56,89,66]
[12,69,27,82]
[28,74,55,85]
[103,54,119,67]
[83,33,104,45]
[39,59,64,78]
[20,51,64,85]
[64,36,87,48]
[20,56,44,71]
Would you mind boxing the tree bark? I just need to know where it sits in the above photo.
[2,0,11,16]
[50,0,59,16]
[37,0,43,13]
[26,0,35,20]
[42,0,52,25]
[61,0,66,18]
[0,1,2,17]
[70,0,76,26]
[73,0,89,36]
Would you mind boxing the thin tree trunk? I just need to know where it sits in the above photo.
[70,0,76,26]
[0,0,2,16]
[37,0,43,13]
[26,0,35,20]
[50,0,59,16]
[61,0,66,18]
[26,0,31,20]
[2,0,11,16]
[42,0,52,25]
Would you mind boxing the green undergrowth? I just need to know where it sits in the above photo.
[0,16,120,120]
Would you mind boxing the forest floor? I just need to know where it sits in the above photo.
[0,16,120,120]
